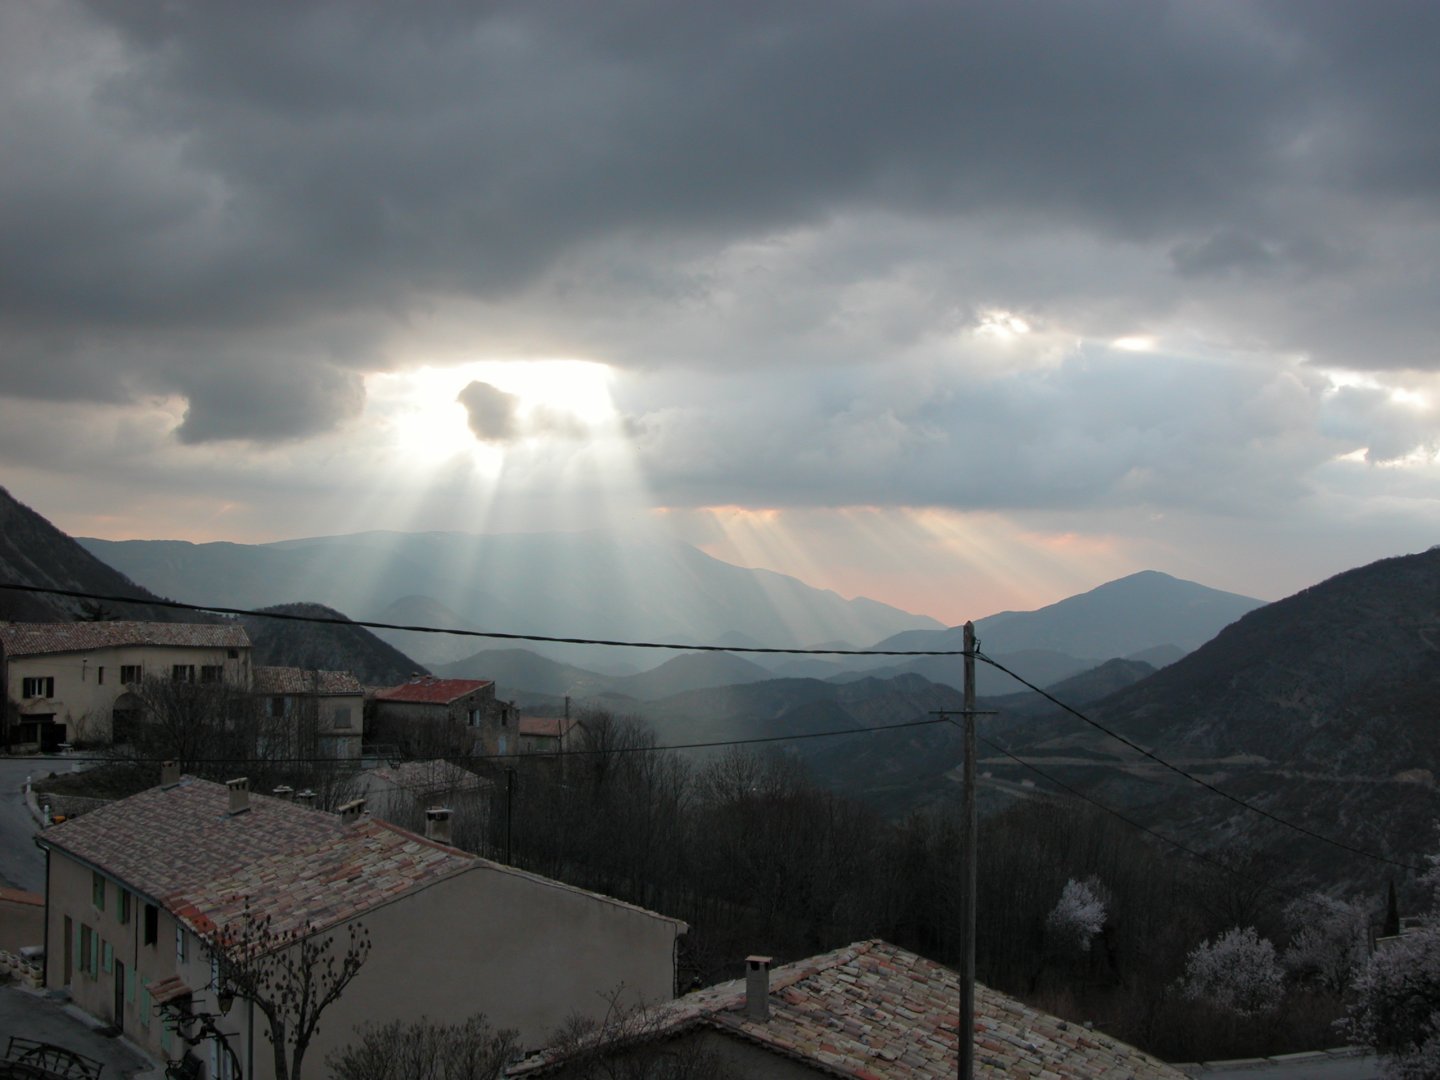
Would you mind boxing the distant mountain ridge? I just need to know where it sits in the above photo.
[992,547,1440,889]
[0,487,426,682]
[241,603,427,685]
[80,529,945,666]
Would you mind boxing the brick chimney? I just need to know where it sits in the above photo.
[226,777,250,815]
[294,789,316,808]
[745,956,772,1021]
[272,785,294,801]
[425,807,453,845]
[337,798,366,824]
[160,760,180,787]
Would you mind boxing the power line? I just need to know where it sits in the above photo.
[0,583,967,656]
[7,579,1420,873]
[973,649,1427,874]
[966,725,1319,911]
[39,715,951,768]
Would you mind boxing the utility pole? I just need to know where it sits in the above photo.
[960,620,977,1080]
[932,621,985,1080]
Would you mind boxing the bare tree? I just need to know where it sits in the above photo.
[543,991,735,1080]
[202,901,371,1080]
[326,1014,516,1080]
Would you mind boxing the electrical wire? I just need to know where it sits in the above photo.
[32,715,951,768]
[964,724,1320,911]
[972,649,1428,874]
[0,583,966,656]
[5,579,1423,874]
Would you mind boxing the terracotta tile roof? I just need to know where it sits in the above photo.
[367,759,490,795]
[39,778,343,905]
[374,676,492,705]
[512,940,1187,1080]
[0,886,42,907]
[518,715,580,739]
[40,776,682,947]
[0,620,249,657]
[174,817,474,940]
[254,666,364,695]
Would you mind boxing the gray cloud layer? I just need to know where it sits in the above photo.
[1,0,1437,525]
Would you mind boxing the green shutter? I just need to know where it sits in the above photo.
[90,933,98,977]
[140,988,151,1028]
[102,942,113,974]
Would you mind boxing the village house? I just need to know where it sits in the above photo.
[37,772,685,1080]
[371,675,517,757]
[251,666,364,761]
[0,621,251,750]
[357,758,492,827]
[510,939,1187,1079]
[515,713,582,760]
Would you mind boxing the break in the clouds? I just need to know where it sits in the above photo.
[2,0,1440,614]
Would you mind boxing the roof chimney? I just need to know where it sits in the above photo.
[226,777,250,815]
[294,789,316,808]
[272,785,294,801]
[160,760,180,788]
[425,807,453,845]
[337,798,366,824]
[745,956,772,1021]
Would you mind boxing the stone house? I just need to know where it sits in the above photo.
[37,773,685,1080]
[511,939,1187,1079]
[251,666,363,761]
[371,675,517,757]
[0,621,251,750]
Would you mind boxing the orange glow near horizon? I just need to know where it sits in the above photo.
[666,504,1134,624]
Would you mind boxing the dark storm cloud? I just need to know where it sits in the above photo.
[172,360,365,444]
[2,0,1440,448]
[457,381,519,443]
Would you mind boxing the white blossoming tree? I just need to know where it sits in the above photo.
[1282,892,1369,993]
[1345,847,1440,1078]
[1344,926,1440,1080]
[1181,926,1283,1016]
[1045,877,1108,955]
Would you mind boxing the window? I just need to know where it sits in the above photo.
[79,924,93,975]
[144,903,158,946]
[172,664,195,683]
[200,665,223,684]
[121,665,143,684]
[468,708,481,727]
[21,676,54,699]
[227,648,238,659]
[92,871,106,911]
[333,706,352,729]
[119,889,131,925]
[269,696,288,718]
[97,666,105,685]
[176,925,187,963]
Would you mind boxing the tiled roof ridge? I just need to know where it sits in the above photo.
[366,815,475,858]
[0,620,250,655]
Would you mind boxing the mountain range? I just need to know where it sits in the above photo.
[11,483,1439,893]
[78,530,945,670]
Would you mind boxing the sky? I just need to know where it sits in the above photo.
[2,0,1439,625]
